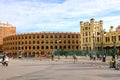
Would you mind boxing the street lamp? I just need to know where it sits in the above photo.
[91,33,98,60]
[19,45,24,58]
[97,29,107,62]
[56,39,61,60]
[97,29,106,54]
[113,40,117,59]
[8,47,11,57]
[72,40,75,56]
[51,36,61,61]
[100,30,106,54]
[92,34,96,55]
[51,46,55,61]
[85,44,88,56]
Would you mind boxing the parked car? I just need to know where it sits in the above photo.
[0,55,9,66]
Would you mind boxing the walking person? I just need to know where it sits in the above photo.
[2,54,5,62]
[89,53,93,60]
[102,54,106,62]
[51,53,54,61]
[110,57,116,68]
[73,55,77,63]
[2,54,9,66]
[93,54,96,60]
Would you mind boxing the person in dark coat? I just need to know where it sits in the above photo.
[2,54,6,62]
[102,54,106,62]
[73,55,77,63]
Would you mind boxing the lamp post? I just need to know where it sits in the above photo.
[92,34,97,60]
[97,29,107,62]
[72,45,74,55]
[100,30,106,54]
[56,39,61,60]
[113,40,117,59]
[71,39,76,56]
[92,34,95,55]
[19,45,24,58]
[85,44,88,56]
[72,43,75,56]
[51,47,55,61]
[97,29,106,54]
[8,47,11,57]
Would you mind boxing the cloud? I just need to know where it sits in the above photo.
[99,16,120,31]
[0,0,120,33]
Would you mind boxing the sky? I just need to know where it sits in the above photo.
[0,0,120,33]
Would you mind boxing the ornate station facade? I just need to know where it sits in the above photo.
[80,18,120,55]
[104,26,120,55]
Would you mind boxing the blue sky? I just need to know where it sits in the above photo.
[0,0,120,33]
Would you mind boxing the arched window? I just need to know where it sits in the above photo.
[37,41,39,44]
[33,46,35,49]
[29,41,31,44]
[29,46,31,49]
[37,46,39,49]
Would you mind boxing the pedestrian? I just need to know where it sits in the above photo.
[73,55,77,63]
[99,54,102,60]
[2,54,9,66]
[51,54,54,61]
[96,54,99,60]
[93,54,96,60]
[102,54,106,62]
[2,54,6,62]
[110,58,116,68]
[89,53,93,60]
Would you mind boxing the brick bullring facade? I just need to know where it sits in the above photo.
[3,32,81,57]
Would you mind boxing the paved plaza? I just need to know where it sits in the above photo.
[0,57,120,80]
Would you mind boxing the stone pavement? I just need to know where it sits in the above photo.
[0,56,119,80]
[0,59,52,80]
